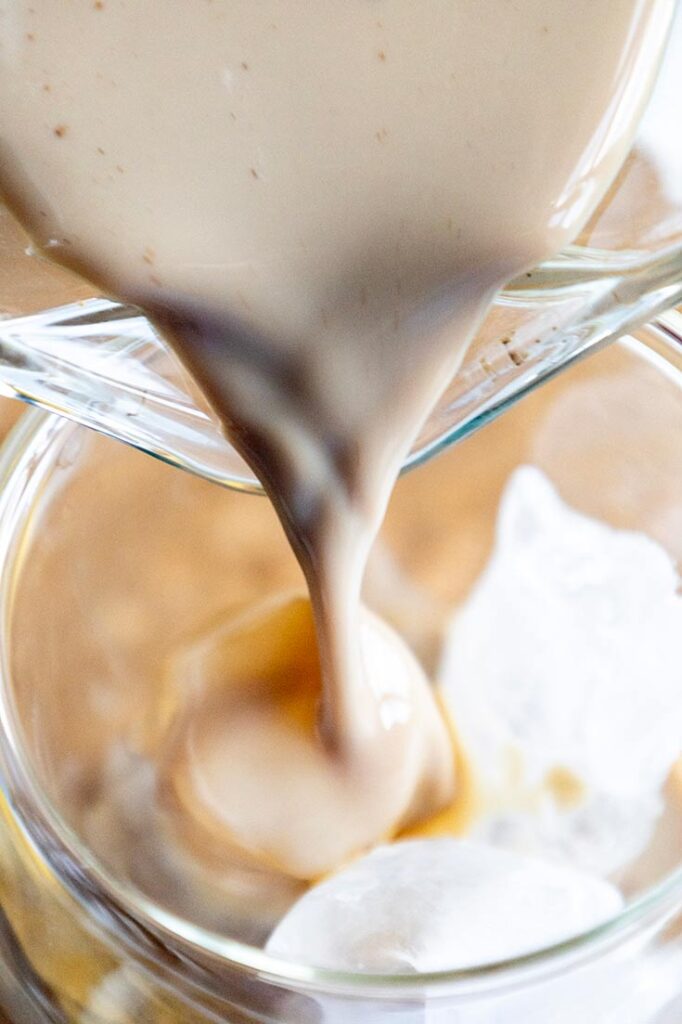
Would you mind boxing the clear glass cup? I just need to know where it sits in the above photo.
[0,317,681,1023]
[0,3,681,492]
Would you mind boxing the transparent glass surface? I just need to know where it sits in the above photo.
[0,5,681,492]
[0,322,680,1021]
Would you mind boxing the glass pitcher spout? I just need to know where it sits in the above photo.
[1,255,682,494]
[0,0,681,492]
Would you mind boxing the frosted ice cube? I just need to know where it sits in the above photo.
[266,838,622,973]
[81,967,147,1023]
[440,466,682,874]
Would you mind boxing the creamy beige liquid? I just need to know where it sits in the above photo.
[0,1,673,880]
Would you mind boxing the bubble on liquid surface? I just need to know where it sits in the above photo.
[266,838,622,973]
[440,466,682,875]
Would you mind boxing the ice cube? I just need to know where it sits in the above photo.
[440,466,682,874]
[265,838,622,973]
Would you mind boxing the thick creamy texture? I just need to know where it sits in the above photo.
[0,1,673,877]
[9,340,682,949]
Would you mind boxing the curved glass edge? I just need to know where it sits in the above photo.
[0,356,681,999]
[0,299,264,495]
[4,239,682,499]
[403,292,682,479]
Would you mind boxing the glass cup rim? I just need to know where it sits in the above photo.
[0,329,681,1000]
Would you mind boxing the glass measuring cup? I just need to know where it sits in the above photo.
[0,3,681,492]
